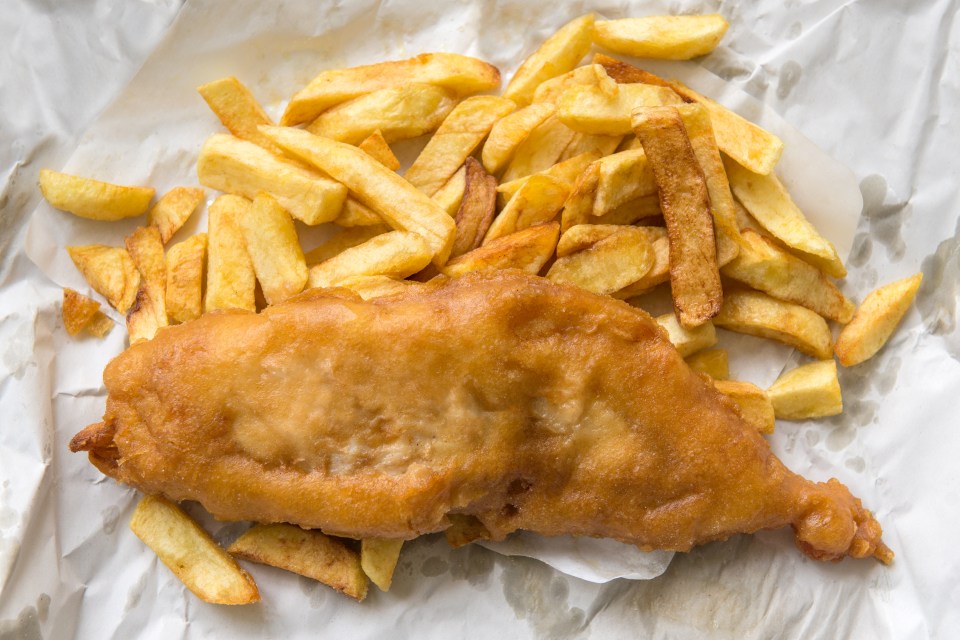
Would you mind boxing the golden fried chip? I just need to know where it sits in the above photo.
[147,187,205,244]
[500,115,578,183]
[503,14,596,107]
[497,150,600,202]
[197,76,283,155]
[559,132,624,161]
[305,225,391,267]
[713,380,775,434]
[557,82,684,135]
[165,233,207,324]
[451,158,498,259]
[559,162,600,232]
[443,222,559,277]
[655,312,717,357]
[768,360,843,420]
[685,348,729,380]
[229,523,367,602]
[593,15,729,60]
[333,199,385,227]
[432,165,468,216]
[62,288,101,336]
[593,149,657,216]
[358,130,401,171]
[483,174,569,244]
[130,495,259,605]
[360,539,404,592]
[594,195,661,226]
[532,64,617,105]
[237,194,309,305]
[205,195,256,313]
[335,275,416,300]
[612,226,670,298]
[556,223,620,257]
[834,273,923,366]
[66,245,140,313]
[85,312,114,338]
[308,231,433,289]
[714,289,833,360]
[125,226,168,343]
[482,103,556,175]
[547,226,653,295]
[39,169,154,221]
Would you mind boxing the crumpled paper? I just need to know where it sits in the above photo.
[2,0,959,637]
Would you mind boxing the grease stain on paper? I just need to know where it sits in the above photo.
[0,595,49,640]
[298,575,331,609]
[101,505,121,535]
[859,175,909,262]
[449,544,494,587]
[917,214,960,339]
[419,556,448,578]
[499,555,585,640]
[776,61,802,100]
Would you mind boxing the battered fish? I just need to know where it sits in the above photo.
[71,271,890,563]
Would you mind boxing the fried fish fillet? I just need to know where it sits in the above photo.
[71,271,890,563]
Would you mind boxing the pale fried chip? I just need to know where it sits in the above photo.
[305,83,457,145]
[593,15,729,60]
[360,539,404,592]
[559,162,600,232]
[66,245,140,313]
[497,150,600,202]
[197,76,283,155]
[432,165,468,216]
[724,156,845,278]
[483,174,568,244]
[443,222,559,277]
[125,226,168,343]
[305,225,391,266]
[62,288,102,336]
[558,132,624,161]
[713,380,775,434]
[147,187,205,244]
[612,226,670,298]
[594,194,661,226]
[592,149,657,216]
[547,226,654,295]
[165,233,207,324]
[39,169,154,221]
[205,195,256,312]
[714,289,833,360]
[405,96,516,196]
[633,106,721,328]
[197,134,347,225]
[358,130,401,171]
[130,495,259,605]
[722,229,855,323]
[503,14,596,107]
[655,312,717,357]
[532,64,617,105]
[482,103,556,175]
[834,273,923,366]
[228,523,367,602]
[685,348,729,380]
[308,231,433,289]
[557,82,684,135]
[333,199,385,227]
[238,194,309,305]
[451,158,498,258]
[767,360,843,420]
[281,52,501,126]
[556,223,620,257]
[500,115,578,183]
[336,275,416,300]
[262,126,457,265]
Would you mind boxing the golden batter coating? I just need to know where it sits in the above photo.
[71,271,890,563]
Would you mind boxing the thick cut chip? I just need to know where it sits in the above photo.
[62,288,105,336]
[308,231,433,289]
[39,169,154,221]
[197,76,283,155]
[148,187,205,244]
[443,223,559,278]
[305,225,391,266]
[497,150,600,202]
[66,245,140,313]
[358,130,400,171]
[360,539,404,592]
[724,157,845,278]
[633,106,721,328]
[483,174,568,244]
[165,233,207,324]
[482,103,556,175]
[238,194,309,305]
[500,115,578,183]
[547,226,653,295]
[559,162,600,232]
[281,52,500,126]
[432,166,468,216]
[594,195,661,225]
[593,55,784,175]
[262,126,457,266]
[768,360,843,420]
[228,523,367,602]
[335,275,415,300]
[130,495,259,605]
[451,158,498,258]
[714,289,833,360]
[405,96,515,196]
[503,14,596,107]
[675,103,741,266]
[197,134,347,225]
[685,348,729,380]
[655,312,717,357]
[593,149,657,216]
[593,15,729,60]
[559,132,623,161]
[613,226,670,298]
[557,82,684,135]
[713,380,775,434]
[834,273,923,366]
[333,199,384,227]
[305,83,457,145]
[532,64,617,105]
[556,223,620,257]
[205,195,256,313]
[722,229,855,323]
[125,226,168,344]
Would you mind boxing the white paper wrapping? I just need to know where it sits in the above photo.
[2,1,959,637]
